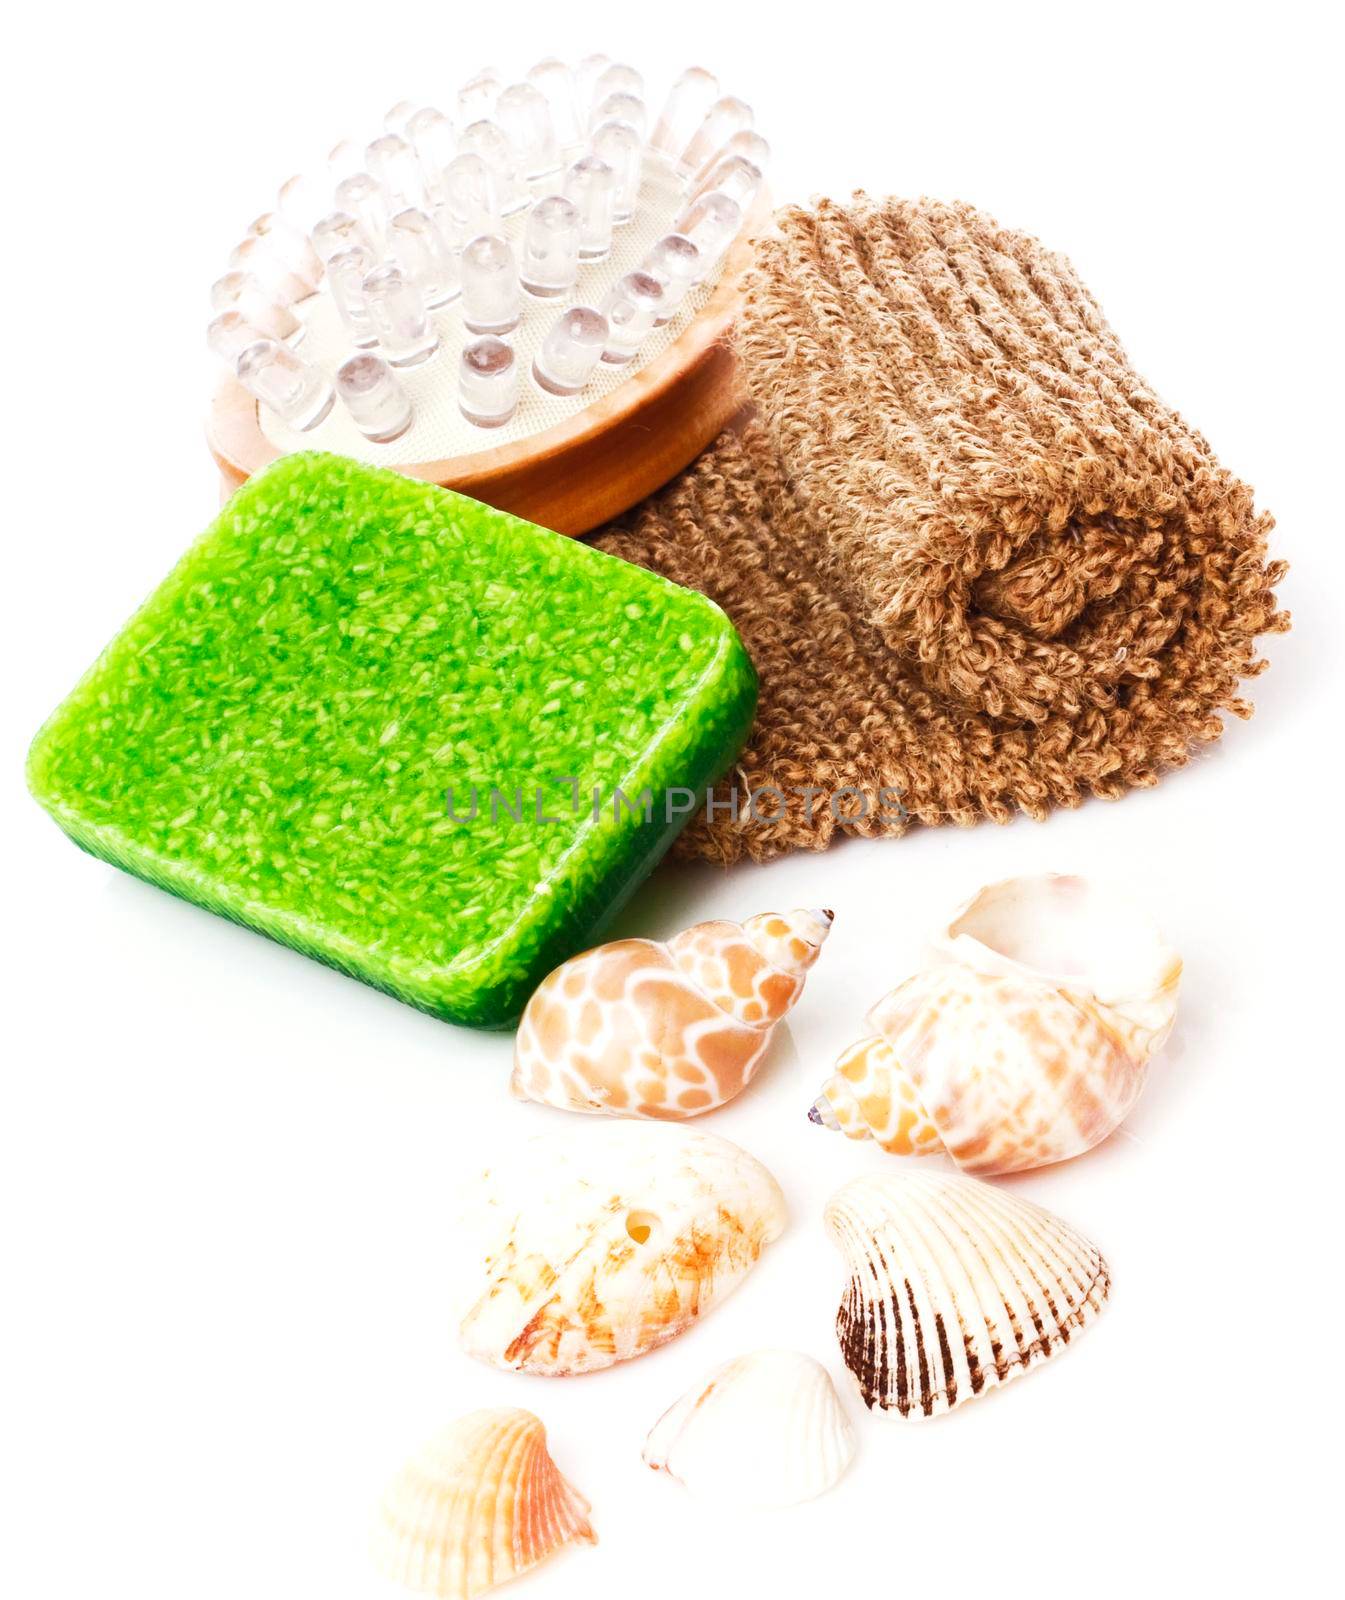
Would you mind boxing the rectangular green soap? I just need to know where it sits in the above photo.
[27,453,757,1027]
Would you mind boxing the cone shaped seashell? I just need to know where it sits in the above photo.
[459,1122,787,1375]
[372,1408,595,1598]
[512,908,833,1118]
[810,875,1181,1174]
[643,1349,856,1508]
[825,1169,1110,1419]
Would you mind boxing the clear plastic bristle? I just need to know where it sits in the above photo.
[336,352,413,442]
[457,69,502,126]
[406,109,456,199]
[236,339,333,430]
[327,246,378,346]
[533,305,608,395]
[207,310,265,366]
[366,133,423,212]
[563,155,616,261]
[678,96,754,178]
[440,153,501,246]
[388,209,460,308]
[594,63,644,103]
[574,54,611,111]
[589,121,642,224]
[248,212,323,289]
[674,189,743,279]
[459,119,528,214]
[460,233,521,335]
[641,233,700,322]
[600,270,664,362]
[527,58,581,146]
[333,173,388,252]
[687,152,762,215]
[650,67,720,162]
[327,139,366,184]
[496,82,560,179]
[519,194,581,297]
[362,263,439,367]
[277,173,329,234]
[589,91,646,141]
[311,210,372,264]
[459,336,519,427]
[696,128,770,186]
[210,270,301,343]
[228,236,311,308]
[384,99,420,136]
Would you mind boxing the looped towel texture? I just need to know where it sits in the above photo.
[594,194,1288,864]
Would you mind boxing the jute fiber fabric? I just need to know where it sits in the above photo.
[594,194,1289,865]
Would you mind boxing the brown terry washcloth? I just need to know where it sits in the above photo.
[594,194,1288,865]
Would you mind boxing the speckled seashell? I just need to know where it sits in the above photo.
[511,908,833,1118]
[372,1408,595,1598]
[458,1122,787,1375]
[810,874,1181,1175]
[825,1169,1110,1420]
[643,1349,856,1508]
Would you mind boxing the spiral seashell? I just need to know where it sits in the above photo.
[458,1122,787,1375]
[825,1170,1110,1420]
[810,874,1181,1175]
[512,908,833,1118]
[372,1408,595,1598]
[643,1349,856,1508]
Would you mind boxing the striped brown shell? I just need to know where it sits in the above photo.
[823,1170,1109,1419]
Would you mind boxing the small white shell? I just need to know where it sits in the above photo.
[372,1408,594,1598]
[825,1169,1110,1419]
[643,1349,855,1508]
[459,1122,787,1375]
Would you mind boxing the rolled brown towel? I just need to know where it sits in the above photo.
[594,194,1288,864]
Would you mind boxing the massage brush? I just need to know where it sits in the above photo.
[206,59,769,533]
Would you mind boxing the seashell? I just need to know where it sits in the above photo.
[511,908,833,1119]
[810,874,1181,1175]
[643,1349,856,1508]
[458,1122,787,1375]
[825,1169,1109,1420]
[372,1408,595,1598]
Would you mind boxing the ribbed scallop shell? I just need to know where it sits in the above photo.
[372,1409,595,1599]
[824,1170,1110,1419]
[643,1349,856,1508]
[459,1122,787,1375]
[811,874,1181,1174]
[511,908,833,1119]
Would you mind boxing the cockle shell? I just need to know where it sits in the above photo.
[825,1169,1110,1419]
[643,1349,856,1508]
[458,1122,787,1375]
[810,874,1181,1175]
[372,1409,595,1598]
[511,908,833,1118]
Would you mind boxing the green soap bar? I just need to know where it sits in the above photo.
[28,453,756,1027]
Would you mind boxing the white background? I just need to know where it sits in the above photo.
[3,3,1341,1596]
